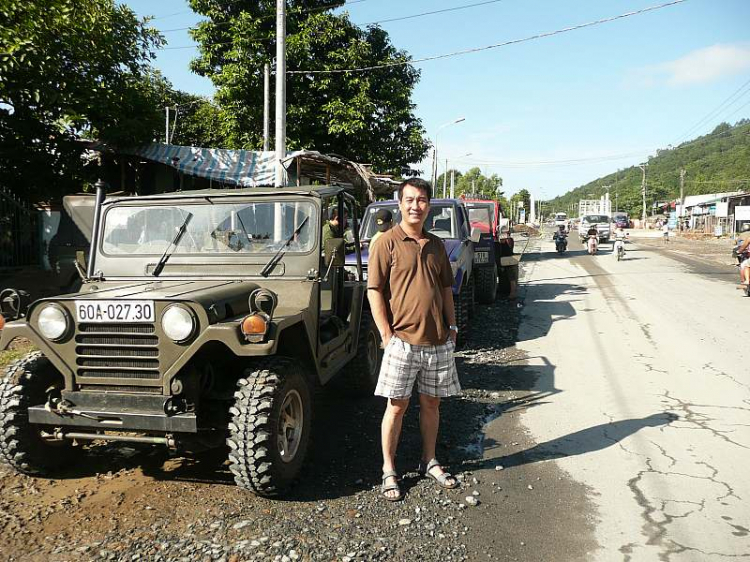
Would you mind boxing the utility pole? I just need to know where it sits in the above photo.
[443,158,448,198]
[679,168,686,230]
[450,169,455,199]
[274,0,286,187]
[639,163,648,227]
[263,63,270,151]
[165,106,170,144]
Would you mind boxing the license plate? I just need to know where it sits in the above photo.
[75,300,155,323]
[474,251,489,264]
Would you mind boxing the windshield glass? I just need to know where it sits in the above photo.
[101,200,317,255]
[464,203,493,233]
[555,213,567,220]
[583,215,610,224]
[361,203,457,239]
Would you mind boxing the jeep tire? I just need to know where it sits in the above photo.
[475,265,497,304]
[0,351,74,475]
[227,358,312,497]
[342,311,382,396]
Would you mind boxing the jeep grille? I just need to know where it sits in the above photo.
[75,323,161,384]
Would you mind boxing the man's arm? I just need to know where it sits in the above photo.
[740,238,750,253]
[442,286,457,344]
[367,289,392,346]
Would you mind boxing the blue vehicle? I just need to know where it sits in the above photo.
[347,199,480,346]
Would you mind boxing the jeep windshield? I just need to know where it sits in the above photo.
[464,202,493,233]
[361,203,457,240]
[101,200,316,255]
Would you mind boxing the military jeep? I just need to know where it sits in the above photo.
[0,185,380,497]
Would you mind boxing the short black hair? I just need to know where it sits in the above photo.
[398,177,432,202]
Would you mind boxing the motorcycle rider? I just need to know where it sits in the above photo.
[586,223,599,254]
[553,225,567,252]
[613,226,628,258]
[736,224,750,288]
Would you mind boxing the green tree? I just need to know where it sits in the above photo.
[455,167,503,198]
[0,0,165,199]
[189,0,429,173]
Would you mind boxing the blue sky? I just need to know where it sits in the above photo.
[125,0,750,200]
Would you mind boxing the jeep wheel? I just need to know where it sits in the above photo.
[454,288,470,347]
[475,265,498,304]
[0,351,75,475]
[342,311,382,396]
[227,358,312,497]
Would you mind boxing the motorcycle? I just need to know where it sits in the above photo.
[614,239,625,261]
[554,234,567,254]
[732,239,750,296]
[613,233,628,261]
[587,234,598,255]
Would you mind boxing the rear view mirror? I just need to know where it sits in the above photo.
[470,227,481,244]
[324,238,346,267]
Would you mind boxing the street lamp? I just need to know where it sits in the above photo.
[431,117,465,189]
[444,152,472,198]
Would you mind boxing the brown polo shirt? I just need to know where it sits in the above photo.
[367,223,454,346]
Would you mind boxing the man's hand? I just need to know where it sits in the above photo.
[381,329,394,348]
[449,329,457,345]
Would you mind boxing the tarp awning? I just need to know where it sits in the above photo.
[116,143,398,201]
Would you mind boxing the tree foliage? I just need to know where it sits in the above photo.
[547,119,750,217]
[0,0,165,199]
[435,167,503,200]
[188,0,429,174]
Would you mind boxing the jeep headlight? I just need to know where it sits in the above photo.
[38,304,69,341]
[161,305,196,343]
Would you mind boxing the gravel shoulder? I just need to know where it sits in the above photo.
[0,245,597,562]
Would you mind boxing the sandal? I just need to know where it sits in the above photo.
[418,458,459,489]
[381,470,403,502]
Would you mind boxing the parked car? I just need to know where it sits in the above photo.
[0,185,380,497]
[351,199,480,345]
[578,214,611,243]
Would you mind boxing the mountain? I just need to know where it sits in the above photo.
[547,119,750,217]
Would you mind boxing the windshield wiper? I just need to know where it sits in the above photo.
[260,216,309,278]
[152,212,194,277]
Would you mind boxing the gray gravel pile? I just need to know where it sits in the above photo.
[0,297,526,562]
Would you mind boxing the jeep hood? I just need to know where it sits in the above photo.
[443,239,463,261]
[51,280,275,321]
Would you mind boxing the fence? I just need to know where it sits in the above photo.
[0,187,39,268]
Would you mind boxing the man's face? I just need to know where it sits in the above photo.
[399,185,430,229]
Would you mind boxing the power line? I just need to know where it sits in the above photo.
[446,124,750,170]
[361,0,505,26]
[673,76,750,144]
[287,0,688,74]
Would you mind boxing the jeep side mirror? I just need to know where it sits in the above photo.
[469,227,481,244]
[324,238,346,267]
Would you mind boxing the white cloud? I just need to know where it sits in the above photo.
[653,43,750,86]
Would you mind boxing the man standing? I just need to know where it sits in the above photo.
[367,178,461,502]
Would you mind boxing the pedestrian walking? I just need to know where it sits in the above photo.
[367,178,461,502]
[662,222,669,244]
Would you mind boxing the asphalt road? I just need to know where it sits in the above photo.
[482,232,750,561]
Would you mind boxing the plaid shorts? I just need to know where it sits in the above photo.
[375,336,461,399]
